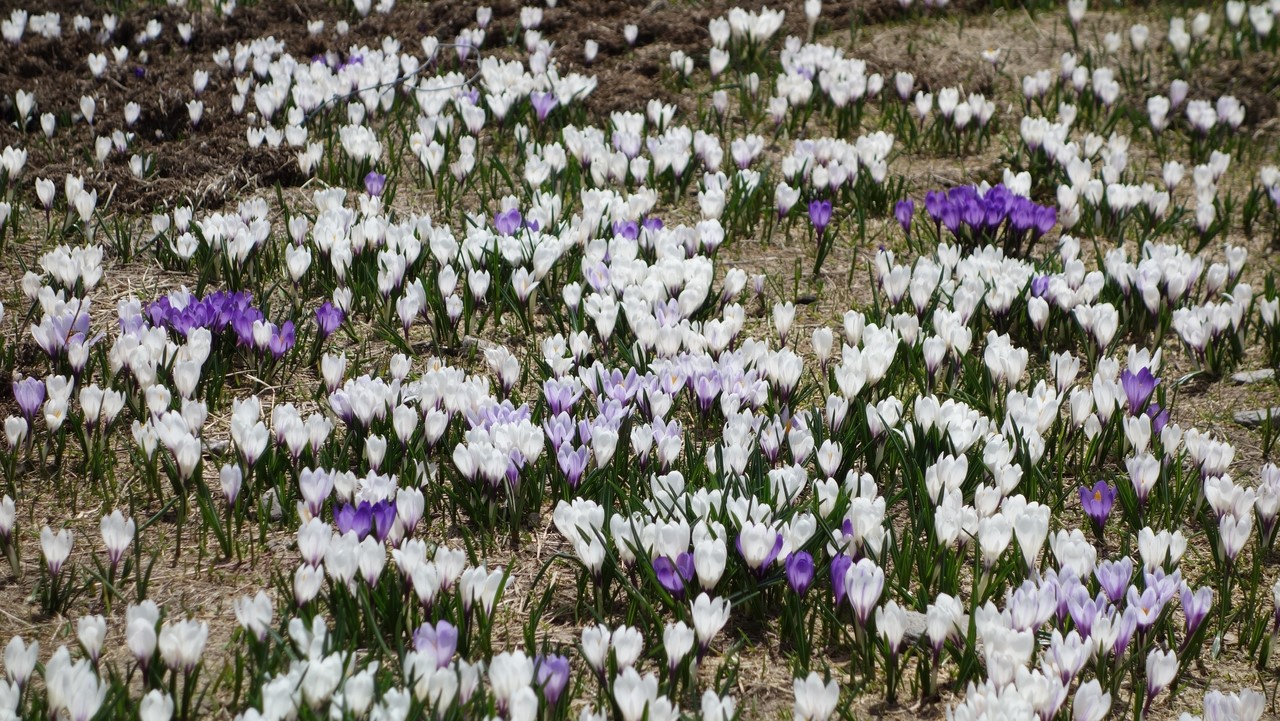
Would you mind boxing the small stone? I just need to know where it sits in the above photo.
[903,610,928,640]
[1234,408,1280,428]
[1231,369,1274,384]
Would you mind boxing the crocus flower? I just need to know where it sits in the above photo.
[495,208,522,236]
[1031,275,1050,298]
[534,654,571,705]
[268,321,296,359]
[830,554,853,607]
[1079,481,1115,533]
[1113,606,1139,656]
[1144,649,1178,706]
[736,522,783,577]
[1120,367,1158,413]
[12,377,44,421]
[363,170,386,197]
[808,200,833,236]
[1179,583,1212,637]
[611,220,639,239]
[100,510,136,569]
[1094,557,1132,604]
[894,199,914,235]
[785,551,815,595]
[843,558,885,626]
[335,502,373,540]
[1066,586,1105,638]
[315,302,344,339]
[370,499,397,543]
[1073,680,1111,721]
[1145,403,1169,435]
[793,672,839,721]
[653,553,694,598]
[1126,585,1165,630]
[531,92,558,122]
[40,526,72,575]
[412,620,457,669]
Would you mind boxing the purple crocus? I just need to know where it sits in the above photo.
[924,190,945,220]
[1145,403,1169,435]
[1113,606,1139,655]
[1080,481,1115,534]
[556,445,590,488]
[1034,205,1057,236]
[808,200,833,236]
[543,413,576,452]
[413,620,458,669]
[1095,558,1133,604]
[611,220,639,240]
[315,302,345,339]
[335,501,373,540]
[12,377,45,421]
[653,553,695,598]
[1126,585,1165,630]
[543,378,583,415]
[495,208,523,236]
[364,170,387,197]
[830,554,853,606]
[1179,584,1212,637]
[692,372,722,414]
[1120,367,1159,413]
[1030,275,1050,298]
[894,199,914,236]
[371,499,397,543]
[535,654,571,705]
[785,551,815,596]
[531,92,558,122]
[269,321,296,359]
[1066,585,1105,637]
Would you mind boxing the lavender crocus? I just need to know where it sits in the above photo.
[268,321,296,359]
[556,445,590,488]
[786,551,815,596]
[370,499,397,543]
[894,199,914,236]
[535,654,571,705]
[335,501,373,540]
[364,170,386,197]
[1066,585,1105,637]
[1095,558,1133,604]
[1145,403,1169,434]
[1030,275,1050,298]
[830,554,853,607]
[611,220,639,240]
[531,92,558,122]
[543,412,576,452]
[1126,585,1165,630]
[315,302,345,339]
[543,378,583,415]
[413,620,458,669]
[495,208,522,236]
[809,200,833,236]
[1179,583,1212,637]
[1080,481,1115,533]
[13,377,45,421]
[1120,367,1158,413]
[1113,606,1139,655]
[653,553,695,598]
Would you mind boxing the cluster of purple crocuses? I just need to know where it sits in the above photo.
[145,290,299,358]
[921,183,1057,251]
